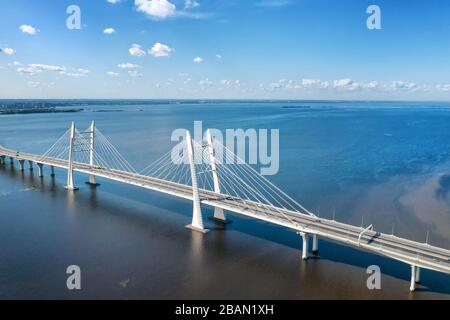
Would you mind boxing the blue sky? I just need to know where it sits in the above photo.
[0,0,449,100]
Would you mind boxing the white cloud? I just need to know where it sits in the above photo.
[391,81,417,91]
[29,64,65,72]
[199,78,213,87]
[118,63,140,69]
[254,78,439,96]
[19,25,39,35]
[27,81,40,87]
[60,68,90,78]
[333,78,354,88]
[103,28,116,34]
[320,81,331,89]
[107,0,120,4]
[17,67,36,75]
[128,70,143,77]
[261,78,377,91]
[362,81,379,89]
[185,0,199,9]
[220,79,241,87]
[15,63,89,78]
[332,78,364,91]
[107,71,120,77]
[269,82,282,90]
[129,44,147,57]
[302,79,321,87]
[27,81,55,88]
[63,72,87,78]
[135,0,207,20]
[67,68,89,77]
[149,42,173,57]
[77,68,90,74]
[299,79,376,91]
[1,48,15,55]
[215,54,222,60]
[285,80,295,89]
[135,0,176,19]
[27,81,54,87]
[193,56,203,63]
[436,84,450,92]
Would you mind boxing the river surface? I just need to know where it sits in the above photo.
[0,100,449,299]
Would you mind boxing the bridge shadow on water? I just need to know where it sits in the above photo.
[1,164,450,298]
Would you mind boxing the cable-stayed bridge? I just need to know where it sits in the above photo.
[1,121,449,292]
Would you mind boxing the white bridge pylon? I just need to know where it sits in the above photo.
[140,129,317,232]
[206,129,227,223]
[39,121,137,182]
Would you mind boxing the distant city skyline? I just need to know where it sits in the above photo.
[1,0,449,100]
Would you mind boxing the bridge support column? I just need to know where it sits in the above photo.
[65,122,78,191]
[10,157,14,164]
[50,165,55,176]
[312,234,319,255]
[300,232,309,260]
[415,267,421,284]
[28,160,33,171]
[19,160,25,171]
[185,130,209,234]
[206,129,230,224]
[37,163,44,177]
[0,155,5,166]
[410,265,417,292]
[86,121,100,187]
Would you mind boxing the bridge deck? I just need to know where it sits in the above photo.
[1,145,450,275]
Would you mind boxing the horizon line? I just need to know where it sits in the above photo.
[1,98,450,103]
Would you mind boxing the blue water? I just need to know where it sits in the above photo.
[0,100,449,299]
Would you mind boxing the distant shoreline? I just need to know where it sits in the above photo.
[0,107,84,115]
[1,99,450,104]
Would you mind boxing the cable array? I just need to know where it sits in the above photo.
[39,125,136,173]
[140,136,316,225]
[38,124,314,224]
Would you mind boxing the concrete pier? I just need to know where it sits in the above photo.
[19,159,25,171]
[312,234,319,254]
[300,232,309,260]
[37,163,44,177]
